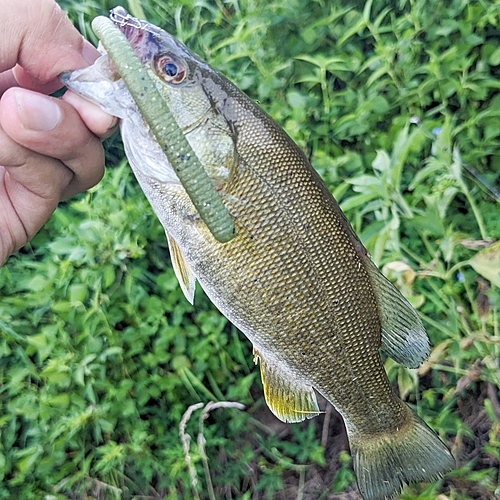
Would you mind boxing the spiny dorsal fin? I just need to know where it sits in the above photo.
[253,349,320,423]
[166,231,196,305]
[365,259,430,368]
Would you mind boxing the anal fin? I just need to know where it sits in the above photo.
[365,259,430,368]
[254,349,319,423]
[166,232,196,305]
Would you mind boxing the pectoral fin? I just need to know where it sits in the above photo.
[166,232,196,305]
[365,259,430,368]
[254,349,319,423]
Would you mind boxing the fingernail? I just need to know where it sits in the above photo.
[82,39,100,65]
[15,89,62,131]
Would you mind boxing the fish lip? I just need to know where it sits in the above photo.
[109,7,159,64]
[109,7,143,32]
[109,6,143,45]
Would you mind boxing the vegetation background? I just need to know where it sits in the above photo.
[0,0,499,498]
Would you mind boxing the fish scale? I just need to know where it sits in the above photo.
[61,7,455,499]
[188,113,401,430]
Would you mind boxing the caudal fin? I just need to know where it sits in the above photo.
[350,410,455,500]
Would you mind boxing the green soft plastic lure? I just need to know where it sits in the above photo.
[91,16,235,243]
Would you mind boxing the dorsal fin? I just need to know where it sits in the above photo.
[166,231,196,305]
[365,259,430,368]
[253,348,320,423]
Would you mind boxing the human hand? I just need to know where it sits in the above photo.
[0,0,118,266]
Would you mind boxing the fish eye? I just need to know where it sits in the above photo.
[163,62,178,77]
[154,53,187,84]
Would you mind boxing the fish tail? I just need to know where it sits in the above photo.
[349,410,455,500]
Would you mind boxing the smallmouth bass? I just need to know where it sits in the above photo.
[61,7,455,499]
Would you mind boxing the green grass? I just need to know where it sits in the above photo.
[1,0,499,499]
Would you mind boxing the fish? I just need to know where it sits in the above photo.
[61,7,455,499]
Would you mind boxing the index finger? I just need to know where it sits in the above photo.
[0,0,93,88]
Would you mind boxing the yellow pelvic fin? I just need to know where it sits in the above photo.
[166,231,196,305]
[254,349,320,423]
[365,259,430,368]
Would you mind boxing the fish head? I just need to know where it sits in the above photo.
[61,6,237,188]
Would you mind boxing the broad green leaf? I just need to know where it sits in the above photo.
[489,46,500,66]
[469,241,500,288]
[372,149,391,173]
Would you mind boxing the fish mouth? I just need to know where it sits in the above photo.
[109,7,160,65]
